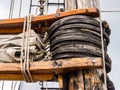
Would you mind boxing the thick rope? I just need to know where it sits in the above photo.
[26,15,33,82]
[21,15,34,82]
[21,16,30,82]
[98,0,107,90]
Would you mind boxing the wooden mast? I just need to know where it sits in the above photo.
[63,0,104,90]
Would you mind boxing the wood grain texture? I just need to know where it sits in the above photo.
[84,69,104,90]
[0,57,102,81]
[0,8,99,31]
[69,71,84,90]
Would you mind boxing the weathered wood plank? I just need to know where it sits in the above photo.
[65,0,99,10]
[0,57,102,81]
[0,57,102,74]
[69,71,85,90]
[65,0,77,11]
[84,69,104,90]
[0,73,54,81]
[0,8,99,28]
[0,27,49,34]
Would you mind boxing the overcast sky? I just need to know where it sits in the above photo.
[0,0,120,90]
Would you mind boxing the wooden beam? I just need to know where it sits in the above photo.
[68,69,104,90]
[0,73,54,81]
[0,27,49,34]
[0,57,102,81]
[0,8,99,28]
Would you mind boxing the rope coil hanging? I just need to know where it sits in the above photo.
[21,14,34,82]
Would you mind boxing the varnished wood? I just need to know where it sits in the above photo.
[0,8,99,34]
[0,57,102,81]
[58,75,63,89]
[0,73,54,81]
[0,27,49,34]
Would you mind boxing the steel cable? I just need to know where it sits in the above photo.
[98,0,107,89]
[19,0,22,18]
[9,0,15,19]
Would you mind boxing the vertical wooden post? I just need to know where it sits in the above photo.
[65,0,99,11]
[64,0,77,11]
[62,1,103,90]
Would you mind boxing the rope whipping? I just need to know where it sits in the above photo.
[98,0,107,90]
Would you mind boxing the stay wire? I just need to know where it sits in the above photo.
[98,0,107,90]
[11,81,17,90]
[29,0,33,14]
[58,0,60,9]
[13,81,17,90]
[9,0,15,19]
[11,81,13,90]
[2,81,4,90]
[26,15,33,82]
[19,0,22,18]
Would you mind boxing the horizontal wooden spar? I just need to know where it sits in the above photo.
[0,57,102,81]
[0,8,99,34]
[0,27,49,34]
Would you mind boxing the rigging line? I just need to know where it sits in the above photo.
[13,81,17,90]
[35,1,39,15]
[46,81,48,90]
[29,0,33,14]
[46,0,48,14]
[58,0,60,9]
[98,0,107,90]
[9,0,13,18]
[24,15,31,82]
[21,16,30,82]
[9,0,15,19]
[2,81,4,90]
[11,81,14,90]
[101,10,120,12]
[26,14,33,82]
[19,0,22,18]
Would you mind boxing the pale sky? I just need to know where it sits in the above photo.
[0,0,120,90]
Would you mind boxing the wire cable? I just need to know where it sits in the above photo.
[19,0,22,18]
[98,0,107,90]
[1,81,4,90]
[101,10,120,12]
[29,0,33,14]
[9,0,15,19]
